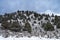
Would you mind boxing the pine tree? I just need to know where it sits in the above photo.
[23,21,32,33]
[42,22,54,31]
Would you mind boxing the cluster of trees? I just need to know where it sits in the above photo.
[23,21,32,33]
[17,10,33,16]
[0,11,35,34]
[42,22,54,31]
[53,15,60,29]
[10,22,22,32]
[25,11,32,16]
[0,11,44,23]
[38,15,43,21]
[1,21,11,29]
[34,12,43,20]
[27,17,31,21]
[0,15,3,23]
[51,14,54,17]
[1,20,32,33]
[51,19,54,22]
[45,17,48,20]
[4,13,16,20]
[44,14,50,20]
[57,22,60,28]
[1,10,60,33]
[1,21,22,32]
[34,12,39,18]
[54,15,59,25]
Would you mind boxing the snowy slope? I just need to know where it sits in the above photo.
[0,10,60,39]
[44,10,60,16]
[0,36,60,40]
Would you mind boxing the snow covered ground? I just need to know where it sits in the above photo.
[0,36,60,40]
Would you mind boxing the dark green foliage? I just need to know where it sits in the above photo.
[42,14,49,17]
[28,11,32,15]
[2,17,8,21]
[39,15,43,20]
[22,11,24,13]
[40,15,43,19]
[12,17,17,20]
[1,21,11,29]
[46,14,50,17]
[23,22,32,33]
[1,21,22,32]
[35,27,37,29]
[38,22,40,25]
[0,11,56,33]
[31,16,33,18]
[51,19,54,22]
[17,10,21,14]
[23,19,25,23]
[57,22,60,28]
[54,15,59,25]
[45,15,49,20]
[42,22,54,31]
[25,11,31,16]
[31,16,36,20]
[17,10,20,13]
[38,17,41,21]
[42,14,46,16]
[18,13,21,16]
[32,24,34,26]
[17,11,26,19]
[6,13,16,20]
[51,14,54,17]
[19,14,26,19]
[45,17,48,20]
[34,12,39,18]
[0,15,2,18]
[0,15,3,23]
[4,13,9,17]
[10,22,22,32]
[42,23,46,28]
[27,17,31,21]
[2,13,10,21]
[34,21,36,23]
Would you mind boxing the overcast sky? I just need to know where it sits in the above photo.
[0,0,60,14]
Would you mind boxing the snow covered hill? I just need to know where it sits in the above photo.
[40,10,60,16]
[0,36,60,40]
[0,10,60,39]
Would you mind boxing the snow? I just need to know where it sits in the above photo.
[0,36,59,40]
[45,10,53,16]
[41,10,60,16]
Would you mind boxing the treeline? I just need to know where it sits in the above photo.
[0,10,60,33]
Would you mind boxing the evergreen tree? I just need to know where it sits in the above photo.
[51,14,54,17]
[57,22,60,28]
[10,22,22,32]
[1,21,11,29]
[54,15,59,25]
[23,21,32,33]
[42,22,54,31]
